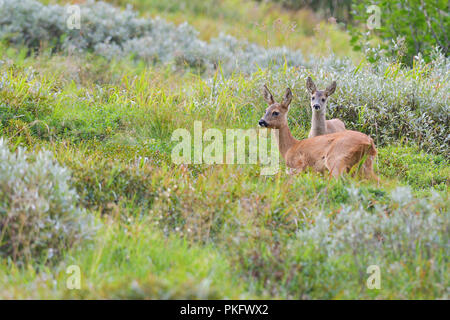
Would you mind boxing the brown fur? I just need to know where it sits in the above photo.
[260,85,378,180]
[306,76,346,138]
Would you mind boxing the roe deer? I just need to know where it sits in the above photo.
[306,76,345,138]
[259,85,378,180]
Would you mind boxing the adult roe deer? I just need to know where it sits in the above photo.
[306,76,345,138]
[258,85,378,180]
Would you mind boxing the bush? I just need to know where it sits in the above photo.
[0,139,96,264]
[233,185,449,298]
[313,52,450,155]
[291,186,449,298]
[350,0,449,65]
[205,52,449,155]
[0,0,305,74]
[0,0,153,52]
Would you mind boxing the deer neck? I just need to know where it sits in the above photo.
[311,111,327,136]
[276,123,298,159]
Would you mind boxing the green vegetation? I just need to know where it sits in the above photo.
[351,0,449,65]
[257,0,353,23]
[46,0,360,60]
[0,0,448,299]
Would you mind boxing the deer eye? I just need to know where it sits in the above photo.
[272,111,279,116]
[311,96,314,100]
[322,98,325,102]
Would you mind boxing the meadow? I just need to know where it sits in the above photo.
[0,0,448,299]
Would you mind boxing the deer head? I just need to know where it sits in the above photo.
[258,85,293,129]
[306,76,336,113]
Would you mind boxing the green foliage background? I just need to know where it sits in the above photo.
[351,0,448,65]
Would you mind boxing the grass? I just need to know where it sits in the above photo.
[0,1,448,299]
[1,219,250,299]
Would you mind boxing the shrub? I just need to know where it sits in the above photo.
[0,0,305,74]
[232,185,449,298]
[0,138,96,264]
[203,52,449,155]
[350,0,449,65]
[291,186,449,298]
[296,186,448,261]
[0,0,153,52]
[311,52,450,155]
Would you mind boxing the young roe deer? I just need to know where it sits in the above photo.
[306,76,345,138]
[258,85,378,180]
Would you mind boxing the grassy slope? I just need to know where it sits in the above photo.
[0,2,448,299]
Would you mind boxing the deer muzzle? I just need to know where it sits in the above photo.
[258,119,268,127]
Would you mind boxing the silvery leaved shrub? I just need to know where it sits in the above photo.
[204,51,449,155]
[294,186,449,272]
[0,0,305,73]
[0,0,153,52]
[0,139,96,264]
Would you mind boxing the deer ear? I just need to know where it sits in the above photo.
[325,81,336,96]
[262,84,275,105]
[306,77,316,94]
[282,88,293,108]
